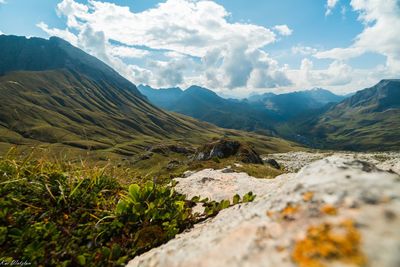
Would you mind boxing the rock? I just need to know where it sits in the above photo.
[221,166,234,173]
[128,154,400,267]
[265,158,280,169]
[166,160,180,170]
[182,170,196,178]
[173,168,281,201]
[237,146,263,164]
[195,139,240,160]
[262,151,330,172]
[194,139,263,164]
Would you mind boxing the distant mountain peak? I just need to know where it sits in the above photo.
[185,85,219,97]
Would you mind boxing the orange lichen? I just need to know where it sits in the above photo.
[266,210,274,218]
[320,204,338,216]
[302,191,314,202]
[280,203,299,220]
[292,220,366,267]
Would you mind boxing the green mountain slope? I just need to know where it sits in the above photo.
[0,35,300,160]
[294,79,400,150]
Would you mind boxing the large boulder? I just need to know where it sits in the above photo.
[194,139,263,164]
[127,154,400,267]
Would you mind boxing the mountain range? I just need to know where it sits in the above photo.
[138,84,347,135]
[139,81,400,151]
[291,79,400,150]
[0,35,398,155]
[0,35,299,159]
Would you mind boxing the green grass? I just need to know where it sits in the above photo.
[0,153,256,266]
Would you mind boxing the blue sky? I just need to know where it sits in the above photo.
[0,0,398,96]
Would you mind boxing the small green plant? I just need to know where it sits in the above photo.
[195,192,256,216]
[112,181,196,254]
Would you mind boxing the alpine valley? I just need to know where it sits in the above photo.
[0,33,399,267]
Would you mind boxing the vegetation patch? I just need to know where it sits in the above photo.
[0,156,255,266]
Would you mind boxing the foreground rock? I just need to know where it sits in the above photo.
[174,168,289,201]
[128,154,400,267]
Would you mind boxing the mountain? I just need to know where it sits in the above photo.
[139,85,347,135]
[0,35,141,97]
[294,79,400,150]
[0,35,299,159]
[138,84,183,108]
[247,88,346,118]
[247,92,276,103]
[139,85,282,135]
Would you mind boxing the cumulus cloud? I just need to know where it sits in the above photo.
[37,0,393,95]
[38,0,293,90]
[317,0,400,74]
[325,0,339,16]
[288,58,353,89]
[273,25,293,36]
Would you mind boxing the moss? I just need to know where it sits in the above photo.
[292,220,367,267]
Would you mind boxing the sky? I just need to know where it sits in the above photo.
[0,0,399,97]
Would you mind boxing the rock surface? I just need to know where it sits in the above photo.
[174,168,288,202]
[194,139,263,164]
[128,153,400,267]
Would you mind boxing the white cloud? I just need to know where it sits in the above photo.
[38,0,293,91]
[37,22,78,45]
[54,0,276,58]
[325,0,339,16]
[291,45,318,55]
[0,0,6,4]
[36,0,394,96]
[316,0,400,74]
[273,24,293,36]
[109,46,150,59]
[289,58,353,89]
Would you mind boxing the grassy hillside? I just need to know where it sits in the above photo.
[0,69,220,150]
[293,80,400,151]
[0,35,302,180]
[0,70,301,177]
